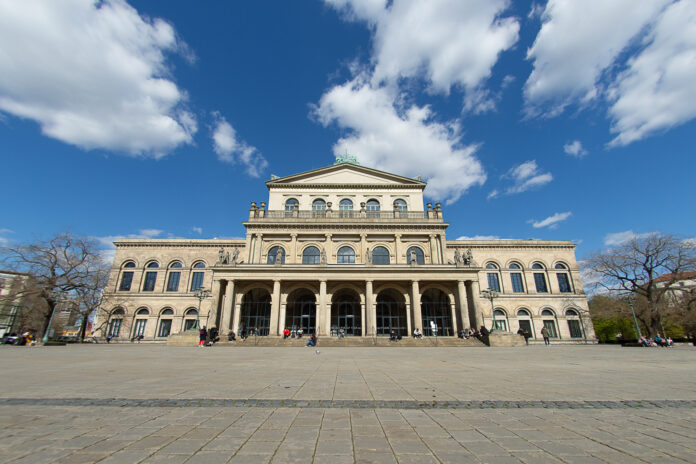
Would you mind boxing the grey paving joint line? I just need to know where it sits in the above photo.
[1,398,695,409]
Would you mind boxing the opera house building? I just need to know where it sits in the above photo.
[98,161,596,345]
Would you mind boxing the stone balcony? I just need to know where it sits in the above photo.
[246,203,445,223]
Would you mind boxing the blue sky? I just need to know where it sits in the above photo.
[1,0,695,262]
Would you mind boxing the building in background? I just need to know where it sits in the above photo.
[0,270,31,337]
[98,161,596,344]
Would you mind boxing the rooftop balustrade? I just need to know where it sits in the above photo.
[246,206,444,222]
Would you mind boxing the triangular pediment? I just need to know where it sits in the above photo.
[266,164,426,188]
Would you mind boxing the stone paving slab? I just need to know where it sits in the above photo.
[0,345,695,463]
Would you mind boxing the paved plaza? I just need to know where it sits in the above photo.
[0,345,695,463]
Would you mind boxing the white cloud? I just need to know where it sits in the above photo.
[608,0,696,146]
[192,226,203,234]
[528,211,572,229]
[211,112,268,178]
[486,189,500,200]
[502,160,553,195]
[325,0,519,98]
[524,0,671,116]
[313,76,486,204]
[563,140,588,158]
[92,228,164,263]
[457,235,500,240]
[603,230,655,246]
[0,0,197,156]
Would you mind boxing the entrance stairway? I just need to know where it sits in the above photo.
[216,336,486,347]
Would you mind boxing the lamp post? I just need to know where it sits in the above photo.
[42,290,66,344]
[623,293,643,340]
[481,289,498,332]
[193,288,212,330]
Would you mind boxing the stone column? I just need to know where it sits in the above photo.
[457,280,469,329]
[279,301,287,334]
[210,279,223,328]
[270,280,281,335]
[233,295,242,334]
[254,233,264,264]
[412,280,422,332]
[220,279,235,332]
[449,295,458,336]
[365,280,374,335]
[468,280,482,329]
[319,280,328,336]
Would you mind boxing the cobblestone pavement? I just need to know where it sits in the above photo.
[1,345,695,463]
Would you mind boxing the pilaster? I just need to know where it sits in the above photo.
[271,280,281,335]
[220,279,235,332]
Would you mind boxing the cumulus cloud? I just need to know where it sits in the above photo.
[313,77,486,204]
[563,140,588,158]
[211,112,268,178]
[493,160,553,196]
[0,0,197,156]
[604,230,656,246]
[192,226,203,235]
[524,0,671,116]
[528,211,572,229]
[325,0,519,99]
[92,228,164,263]
[608,0,696,146]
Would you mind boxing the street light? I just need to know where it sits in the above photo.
[622,293,643,340]
[42,290,66,344]
[481,288,498,332]
[192,287,212,330]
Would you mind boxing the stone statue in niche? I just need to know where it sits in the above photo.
[409,248,417,265]
[320,247,327,264]
[365,247,372,265]
[275,247,284,265]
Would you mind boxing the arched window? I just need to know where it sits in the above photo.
[285,198,299,211]
[119,262,136,291]
[133,308,149,338]
[339,199,353,210]
[393,199,407,211]
[493,309,508,331]
[190,262,205,291]
[366,199,380,212]
[193,262,205,269]
[142,262,158,291]
[312,199,326,210]
[532,263,548,293]
[372,246,390,265]
[565,309,583,338]
[406,246,425,265]
[302,246,321,264]
[267,246,286,264]
[486,263,501,292]
[158,309,173,337]
[108,308,124,337]
[541,308,558,338]
[509,263,524,293]
[337,246,355,264]
[183,308,198,331]
[166,262,182,292]
[555,263,572,293]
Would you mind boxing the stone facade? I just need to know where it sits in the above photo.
[97,163,596,344]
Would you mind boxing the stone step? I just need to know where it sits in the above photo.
[215,336,486,347]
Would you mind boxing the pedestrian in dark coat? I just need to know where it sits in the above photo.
[199,326,207,347]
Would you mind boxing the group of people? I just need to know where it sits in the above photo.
[197,326,220,347]
[516,327,532,345]
[282,327,304,339]
[1,331,35,345]
[639,333,674,347]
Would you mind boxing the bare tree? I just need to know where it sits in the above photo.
[0,233,108,341]
[587,233,696,336]
[72,265,110,341]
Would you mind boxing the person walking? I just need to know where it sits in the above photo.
[541,326,550,346]
[199,326,207,347]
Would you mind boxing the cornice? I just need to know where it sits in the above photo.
[115,239,245,248]
[268,183,425,190]
[244,223,449,232]
[447,240,576,249]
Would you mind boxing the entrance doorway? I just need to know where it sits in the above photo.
[420,289,453,336]
[331,289,362,335]
[285,289,316,335]
[376,290,407,336]
[240,289,271,336]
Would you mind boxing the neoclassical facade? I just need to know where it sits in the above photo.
[98,162,596,344]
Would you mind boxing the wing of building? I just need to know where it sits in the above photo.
[99,161,596,344]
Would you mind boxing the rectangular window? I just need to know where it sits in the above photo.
[190,272,204,291]
[568,319,582,338]
[557,273,572,293]
[158,320,172,337]
[511,273,524,293]
[493,319,507,331]
[487,273,501,292]
[543,320,558,338]
[166,272,180,292]
[133,319,147,337]
[108,319,122,337]
[119,272,133,291]
[534,273,548,293]
[184,319,197,331]
[142,271,157,291]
